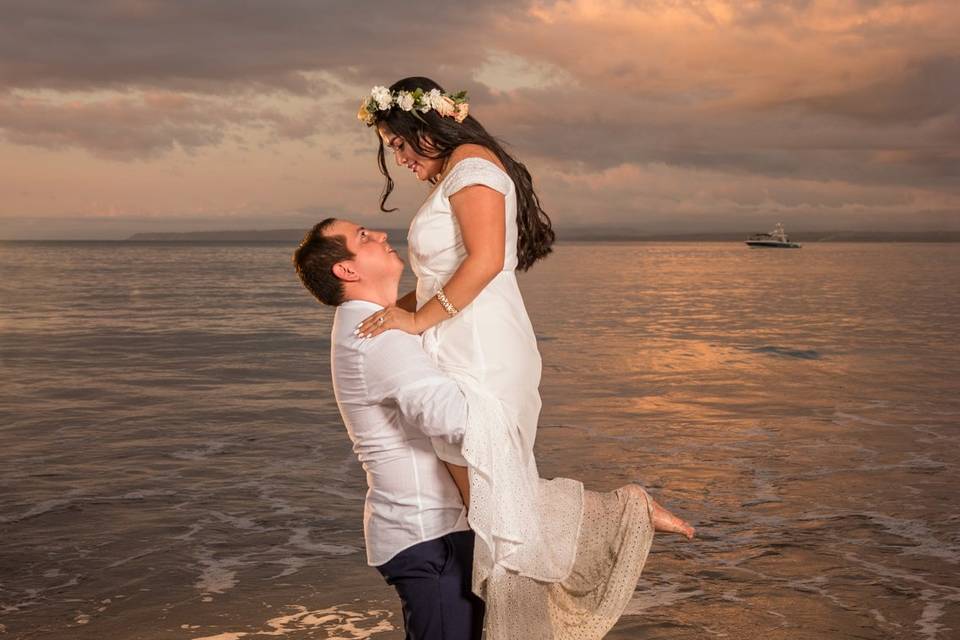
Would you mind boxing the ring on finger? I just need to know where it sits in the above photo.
[376,316,385,325]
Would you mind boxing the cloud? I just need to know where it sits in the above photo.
[0,0,958,234]
[533,160,959,231]
[787,55,960,124]
[473,51,577,92]
[0,86,343,159]
[0,1,518,92]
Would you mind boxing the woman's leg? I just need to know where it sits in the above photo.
[443,462,470,508]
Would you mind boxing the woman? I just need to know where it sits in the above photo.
[355,78,547,467]
[354,77,693,639]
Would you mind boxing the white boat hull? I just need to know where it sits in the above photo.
[745,240,801,248]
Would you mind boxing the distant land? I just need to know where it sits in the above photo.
[124,228,960,243]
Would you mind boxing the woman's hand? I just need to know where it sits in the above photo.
[356,306,419,338]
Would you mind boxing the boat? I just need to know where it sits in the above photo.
[745,223,801,248]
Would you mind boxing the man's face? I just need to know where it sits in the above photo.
[324,220,403,283]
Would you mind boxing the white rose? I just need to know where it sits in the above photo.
[397,91,415,111]
[371,86,392,111]
[425,88,443,111]
[418,93,432,113]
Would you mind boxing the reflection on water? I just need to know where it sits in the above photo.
[1,241,958,639]
[189,604,395,640]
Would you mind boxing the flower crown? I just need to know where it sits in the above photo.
[357,86,469,126]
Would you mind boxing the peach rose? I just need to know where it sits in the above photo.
[454,102,469,123]
[357,100,374,125]
[436,96,456,118]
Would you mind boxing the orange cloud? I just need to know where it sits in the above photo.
[0,0,957,237]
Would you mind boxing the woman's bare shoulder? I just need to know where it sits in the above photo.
[449,144,506,172]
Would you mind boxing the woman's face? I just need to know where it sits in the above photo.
[377,123,444,182]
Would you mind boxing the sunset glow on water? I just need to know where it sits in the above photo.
[1,240,958,639]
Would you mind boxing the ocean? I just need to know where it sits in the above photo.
[1,240,958,639]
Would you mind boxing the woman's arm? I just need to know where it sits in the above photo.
[409,183,505,332]
[356,151,507,338]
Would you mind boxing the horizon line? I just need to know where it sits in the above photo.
[4,229,960,243]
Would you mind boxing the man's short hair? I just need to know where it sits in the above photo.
[292,218,354,306]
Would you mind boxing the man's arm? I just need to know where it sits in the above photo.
[363,331,466,444]
[363,332,471,505]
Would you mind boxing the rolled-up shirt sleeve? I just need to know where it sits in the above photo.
[362,331,466,444]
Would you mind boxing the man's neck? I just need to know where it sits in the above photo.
[343,285,398,309]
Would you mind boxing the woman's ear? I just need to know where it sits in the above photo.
[332,261,360,282]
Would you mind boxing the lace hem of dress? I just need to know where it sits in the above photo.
[454,375,582,587]
[482,485,656,640]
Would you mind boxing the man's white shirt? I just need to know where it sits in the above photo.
[330,299,470,566]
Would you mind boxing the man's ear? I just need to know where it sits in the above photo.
[332,260,360,282]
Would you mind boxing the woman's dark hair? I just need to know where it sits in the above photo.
[371,76,554,271]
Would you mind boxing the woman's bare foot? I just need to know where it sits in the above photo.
[651,497,695,539]
[626,486,695,539]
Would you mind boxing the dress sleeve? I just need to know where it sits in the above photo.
[441,157,512,199]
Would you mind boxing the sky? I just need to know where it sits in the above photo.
[1,0,958,239]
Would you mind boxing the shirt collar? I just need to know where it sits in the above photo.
[340,299,386,312]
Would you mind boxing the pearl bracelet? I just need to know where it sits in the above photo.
[435,287,459,317]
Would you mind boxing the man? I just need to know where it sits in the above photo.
[292,218,484,640]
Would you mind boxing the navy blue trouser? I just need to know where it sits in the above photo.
[376,530,485,640]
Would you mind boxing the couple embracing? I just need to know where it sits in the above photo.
[293,77,694,639]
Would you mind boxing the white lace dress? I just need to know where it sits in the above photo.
[409,157,655,639]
